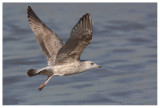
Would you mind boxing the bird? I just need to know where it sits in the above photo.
[27,6,102,91]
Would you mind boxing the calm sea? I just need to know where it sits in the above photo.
[3,3,157,105]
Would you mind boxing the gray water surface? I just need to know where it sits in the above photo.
[3,3,157,105]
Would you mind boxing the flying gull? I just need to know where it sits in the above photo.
[27,6,102,91]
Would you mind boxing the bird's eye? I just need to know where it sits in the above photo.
[91,63,94,65]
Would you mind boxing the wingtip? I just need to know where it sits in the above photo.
[27,6,31,14]
[73,12,92,32]
[85,13,91,20]
[85,13,91,17]
[86,13,91,15]
[27,6,33,12]
[27,6,34,14]
[28,6,31,9]
[27,6,38,21]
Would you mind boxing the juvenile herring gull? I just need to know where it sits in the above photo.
[27,6,102,91]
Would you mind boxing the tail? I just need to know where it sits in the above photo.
[27,66,53,77]
[27,69,39,77]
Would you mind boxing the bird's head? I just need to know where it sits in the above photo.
[84,61,102,70]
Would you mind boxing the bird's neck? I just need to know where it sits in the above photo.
[79,61,90,71]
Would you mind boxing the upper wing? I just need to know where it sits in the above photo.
[27,6,63,65]
[55,13,92,65]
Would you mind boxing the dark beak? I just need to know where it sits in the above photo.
[98,65,102,68]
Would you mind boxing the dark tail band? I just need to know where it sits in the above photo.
[27,69,38,77]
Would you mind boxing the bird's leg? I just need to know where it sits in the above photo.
[38,75,53,91]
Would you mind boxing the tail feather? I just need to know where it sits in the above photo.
[27,69,39,77]
[27,66,53,77]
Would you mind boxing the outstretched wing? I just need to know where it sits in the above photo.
[27,6,63,65]
[55,13,92,65]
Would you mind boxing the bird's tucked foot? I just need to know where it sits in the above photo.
[38,75,53,91]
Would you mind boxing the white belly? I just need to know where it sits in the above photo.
[53,62,85,76]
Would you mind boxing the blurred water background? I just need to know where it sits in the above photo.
[3,3,157,105]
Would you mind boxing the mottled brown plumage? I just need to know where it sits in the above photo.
[27,6,63,65]
[55,13,92,65]
[27,6,101,91]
